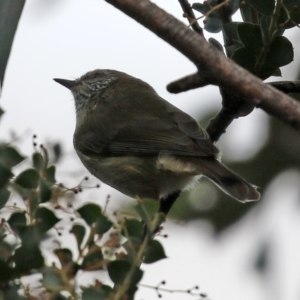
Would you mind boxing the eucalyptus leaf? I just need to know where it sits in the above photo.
[82,287,112,300]
[35,207,60,233]
[135,199,159,223]
[265,36,294,67]
[144,240,167,264]
[0,185,10,209]
[70,223,86,250]
[45,165,56,184]
[95,213,113,235]
[42,266,65,292]
[15,168,40,189]
[0,146,26,168]
[39,179,52,203]
[32,152,44,171]
[238,23,263,55]
[0,164,13,188]
[13,245,44,273]
[231,47,256,73]
[240,1,256,22]
[77,203,101,226]
[7,212,27,235]
[81,245,104,271]
[107,260,143,285]
[278,0,300,29]
[247,0,275,15]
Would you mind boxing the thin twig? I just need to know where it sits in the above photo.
[178,0,203,35]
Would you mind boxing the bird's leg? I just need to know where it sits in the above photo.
[159,190,181,215]
[142,190,181,239]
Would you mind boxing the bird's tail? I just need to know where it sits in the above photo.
[198,158,260,202]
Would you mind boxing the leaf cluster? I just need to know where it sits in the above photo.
[193,0,298,79]
[0,130,166,299]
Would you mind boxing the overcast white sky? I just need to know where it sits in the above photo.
[1,1,300,300]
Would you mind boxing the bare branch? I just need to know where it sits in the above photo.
[268,81,300,94]
[167,73,210,93]
[105,0,300,134]
[178,0,203,36]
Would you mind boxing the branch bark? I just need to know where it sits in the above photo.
[105,0,300,134]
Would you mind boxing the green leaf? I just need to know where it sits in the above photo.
[0,164,13,188]
[44,165,56,184]
[247,0,275,15]
[35,207,60,233]
[95,213,113,235]
[223,22,242,57]
[0,283,26,300]
[54,248,73,268]
[223,22,240,41]
[229,0,240,13]
[82,287,112,300]
[0,185,10,209]
[32,152,44,171]
[278,0,300,29]
[52,143,62,163]
[0,107,4,119]
[192,3,210,14]
[81,245,104,271]
[17,225,41,247]
[77,203,101,226]
[144,240,167,264]
[192,2,222,33]
[15,168,40,189]
[7,211,27,235]
[42,266,65,292]
[209,38,224,53]
[204,17,223,33]
[13,245,44,273]
[70,223,86,250]
[39,179,52,203]
[238,23,263,55]
[0,0,25,87]
[271,68,282,77]
[0,259,12,282]
[135,199,159,223]
[232,47,256,73]
[257,62,280,79]
[123,218,143,240]
[265,36,294,67]
[240,1,257,22]
[0,146,25,168]
[107,260,143,285]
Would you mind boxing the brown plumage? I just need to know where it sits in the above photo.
[54,69,260,212]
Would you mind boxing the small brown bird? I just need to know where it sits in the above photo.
[54,69,260,213]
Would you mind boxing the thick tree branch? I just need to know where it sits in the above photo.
[168,73,300,95]
[105,0,300,134]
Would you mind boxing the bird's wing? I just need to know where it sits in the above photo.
[75,96,218,158]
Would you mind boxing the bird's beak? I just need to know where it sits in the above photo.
[53,78,78,90]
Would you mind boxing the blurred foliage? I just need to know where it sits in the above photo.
[0,132,168,299]
[0,0,25,88]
